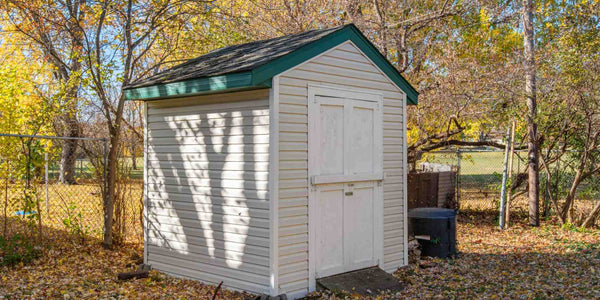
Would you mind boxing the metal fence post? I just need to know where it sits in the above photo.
[456,149,461,209]
[506,120,516,226]
[499,127,511,229]
[45,153,49,214]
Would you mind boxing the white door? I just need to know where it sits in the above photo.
[308,86,383,280]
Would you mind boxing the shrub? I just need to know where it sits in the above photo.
[0,234,42,267]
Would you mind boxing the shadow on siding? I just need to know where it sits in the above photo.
[147,102,267,290]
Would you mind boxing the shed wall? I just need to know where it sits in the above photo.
[145,89,272,294]
[276,41,407,297]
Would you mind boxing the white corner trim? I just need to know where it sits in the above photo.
[268,76,280,296]
[403,93,409,266]
[307,85,317,293]
[143,101,149,264]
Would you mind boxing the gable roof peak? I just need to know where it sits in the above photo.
[124,23,418,104]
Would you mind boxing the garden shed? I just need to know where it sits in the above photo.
[124,24,418,298]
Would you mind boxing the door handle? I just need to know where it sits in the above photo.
[345,183,354,196]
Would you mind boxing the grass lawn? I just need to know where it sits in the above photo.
[425,151,523,175]
[425,151,600,211]
[2,211,599,299]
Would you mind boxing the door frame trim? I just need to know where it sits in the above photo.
[307,84,384,292]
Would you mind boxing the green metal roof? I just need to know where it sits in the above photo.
[124,24,418,105]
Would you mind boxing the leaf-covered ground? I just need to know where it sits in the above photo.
[394,211,600,299]
[0,224,250,299]
[1,211,599,299]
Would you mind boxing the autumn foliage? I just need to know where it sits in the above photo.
[0,0,599,298]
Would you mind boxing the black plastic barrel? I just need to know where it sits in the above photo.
[408,208,457,258]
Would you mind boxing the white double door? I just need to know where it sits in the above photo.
[309,87,383,279]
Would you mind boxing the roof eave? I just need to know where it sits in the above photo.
[124,71,270,101]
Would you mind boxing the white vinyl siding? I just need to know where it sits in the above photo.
[276,42,406,297]
[145,89,272,294]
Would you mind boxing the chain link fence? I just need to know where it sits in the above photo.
[421,150,526,212]
[422,149,600,220]
[0,134,143,244]
[456,150,528,212]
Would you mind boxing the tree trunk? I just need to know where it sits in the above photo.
[523,0,539,226]
[582,200,600,228]
[103,99,126,248]
[103,134,120,248]
[539,154,565,224]
[561,166,584,222]
[59,112,79,184]
[58,19,83,185]
[131,144,137,170]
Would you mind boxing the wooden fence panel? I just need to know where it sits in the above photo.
[408,172,439,209]
[408,172,457,210]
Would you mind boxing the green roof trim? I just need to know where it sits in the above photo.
[252,24,418,105]
[124,72,266,100]
[125,24,418,104]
